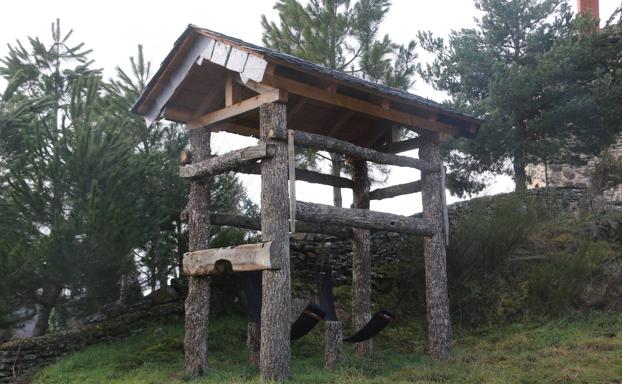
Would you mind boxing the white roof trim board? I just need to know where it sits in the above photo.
[143,36,268,126]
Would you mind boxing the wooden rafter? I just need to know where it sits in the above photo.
[186,89,288,130]
[261,74,461,137]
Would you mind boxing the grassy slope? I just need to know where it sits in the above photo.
[35,312,622,384]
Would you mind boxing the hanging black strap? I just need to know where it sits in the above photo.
[343,309,396,343]
[290,303,326,341]
[240,271,262,324]
[317,263,338,321]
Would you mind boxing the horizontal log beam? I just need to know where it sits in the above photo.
[273,130,437,172]
[180,144,274,178]
[377,137,424,154]
[186,89,288,130]
[296,201,435,236]
[183,241,278,275]
[210,212,352,238]
[236,162,354,189]
[370,180,422,200]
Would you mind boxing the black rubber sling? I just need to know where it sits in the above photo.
[342,309,396,343]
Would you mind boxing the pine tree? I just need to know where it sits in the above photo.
[262,0,418,206]
[419,0,622,193]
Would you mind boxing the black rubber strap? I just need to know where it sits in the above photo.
[343,309,396,343]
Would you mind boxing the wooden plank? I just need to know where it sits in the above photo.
[225,73,242,107]
[441,164,449,246]
[234,76,276,94]
[210,41,231,66]
[296,201,435,236]
[369,180,422,200]
[288,130,296,233]
[242,54,269,82]
[272,129,436,172]
[179,144,274,178]
[186,89,287,130]
[183,242,277,275]
[196,38,216,65]
[225,47,248,72]
[261,74,462,137]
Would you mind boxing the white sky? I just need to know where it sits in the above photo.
[1,0,619,214]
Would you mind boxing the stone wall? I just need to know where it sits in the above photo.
[527,136,622,202]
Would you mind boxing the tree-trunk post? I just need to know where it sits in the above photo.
[259,102,291,382]
[419,137,452,359]
[247,322,260,369]
[184,127,212,376]
[331,153,343,207]
[350,158,372,357]
[324,320,343,368]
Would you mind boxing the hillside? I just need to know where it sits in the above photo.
[34,313,622,383]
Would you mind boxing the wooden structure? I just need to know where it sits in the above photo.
[132,25,481,382]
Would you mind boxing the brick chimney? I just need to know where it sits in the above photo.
[577,0,600,30]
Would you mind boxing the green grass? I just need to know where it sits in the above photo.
[35,312,622,384]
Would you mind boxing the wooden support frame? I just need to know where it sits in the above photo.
[271,129,437,172]
[296,201,435,236]
[183,242,277,275]
[369,180,422,200]
[262,74,462,137]
[235,162,354,189]
[187,89,288,130]
[180,144,275,178]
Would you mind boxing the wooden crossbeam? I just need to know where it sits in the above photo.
[296,201,435,236]
[369,180,422,200]
[180,144,274,178]
[210,212,352,238]
[183,241,278,275]
[237,162,354,188]
[186,89,287,130]
[377,137,424,154]
[272,129,437,172]
[261,74,461,136]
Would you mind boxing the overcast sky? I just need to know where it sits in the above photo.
[1,0,620,214]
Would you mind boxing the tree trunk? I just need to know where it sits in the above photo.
[331,153,343,207]
[184,127,212,377]
[350,158,372,357]
[247,322,260,369]
[259,103,291,382]
[324,320,343,368]
[513,155,528,192]
[32,285,62,337]
[420,138,452,360]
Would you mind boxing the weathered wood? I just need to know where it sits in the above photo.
[180,150,192,165]
[259,103,291,382]
[420,138,452,360]
[187,89,287,130]
[351,159,372,357]
[185,127,212,377]
[296,201,435,236]
[247,322,260,369]
[369,180,422,200]
[441,165,449,246]
[262,74,462,137]
[377,137,424,154]
[183,242,277,275]
[324,321,343,369]
[180,144,275,178]
[288,130,296,233]
[210,212,353,239]
[273,129,436,172]
[237,162,354,189]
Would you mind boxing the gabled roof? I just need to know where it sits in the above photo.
[132,25,481,148]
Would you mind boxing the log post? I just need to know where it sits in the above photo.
[350,158,372,357]
[247,322,260,369]
[184,127,212,376]
[259,102,291,382]
[324,320,343,368]
[419,137,452,359]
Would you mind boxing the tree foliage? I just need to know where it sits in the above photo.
[419,0,622,194]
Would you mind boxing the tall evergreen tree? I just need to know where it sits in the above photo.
[419,0,622,193]
[262,0,418,206]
